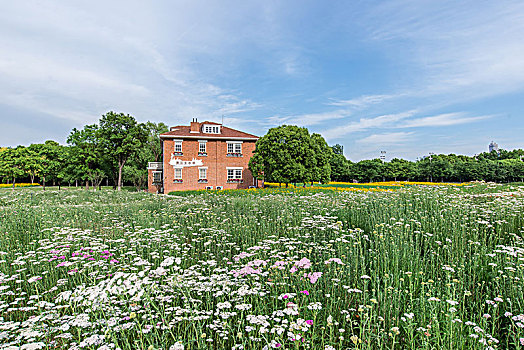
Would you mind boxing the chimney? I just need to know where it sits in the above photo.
[190,118,200,133]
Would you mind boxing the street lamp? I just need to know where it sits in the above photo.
[429,152,435,182]
[380,151,386,181]
[380,150,387,163]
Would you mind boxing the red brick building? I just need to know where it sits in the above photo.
[147,119,263,193]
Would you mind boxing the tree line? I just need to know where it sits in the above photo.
[2,120,524,189]
[0,112,167,190]
[329,148,524,183]
[249,125,524,185]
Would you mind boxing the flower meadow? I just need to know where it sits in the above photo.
[0,184,524,349]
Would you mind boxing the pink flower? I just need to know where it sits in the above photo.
[272,261,288,270]
[300,290,310,295]
[324,258,345,265]
[110,259,119,264]
[305,272,323,284]
[248,259,268,267]
[232,265,261,277]
[286,302,297,309]
[306,320,313,325]
[296,257,312,268]
[520,338,524,346]
[290,257,312,273]
[283,295,289,299]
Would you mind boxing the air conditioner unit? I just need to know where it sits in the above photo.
[205,186,213,190]
[216,186,223,190]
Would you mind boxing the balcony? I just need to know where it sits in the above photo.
[148,162,163,170]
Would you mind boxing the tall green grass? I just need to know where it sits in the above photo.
[0,184,523,349]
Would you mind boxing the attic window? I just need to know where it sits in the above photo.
[204,125,220,134]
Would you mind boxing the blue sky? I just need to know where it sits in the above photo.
[1,1,523,161]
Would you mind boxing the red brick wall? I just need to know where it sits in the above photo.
[147,169,163,193]
[161,139,260,193]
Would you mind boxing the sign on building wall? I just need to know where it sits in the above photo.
[169,154,203,167]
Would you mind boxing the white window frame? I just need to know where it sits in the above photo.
[174,140,183,153]
[174,168,182,179]
[226,141,242,154]
[227,167,243,180]
[199,167,207,180]
[152,171,162,183]
[198,140,207,153]
[203,125,220,134]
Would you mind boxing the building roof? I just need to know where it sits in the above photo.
[160,121,258,140]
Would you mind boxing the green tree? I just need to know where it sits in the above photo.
[355,159,383,182]
[121,121,168,191]
[384,158,412,181]
[0,147,26,188]
[143,121,169,163]
[68,124,106,190]
[98,112,147,190]
[309,133,333,184]
[19,147,43,184]
[249,125,317,186]
[28,141,67,189]
[330,153,350,182]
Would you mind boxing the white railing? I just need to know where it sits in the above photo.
[147,162,163,170]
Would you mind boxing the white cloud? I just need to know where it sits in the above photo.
[401,113,493,128]
[362,0,524,99]
[322,110,417,140]
[0,1,266,132]
[326,94,398,108]
[266,109,351,127]
[357,132,414,145]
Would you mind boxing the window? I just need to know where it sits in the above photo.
[174,140,182,153]
[199,168,207,180]
[204,125,220,134]
[174,168,182,179]
[227,142,242,155]
[227,168,242,181]
[199,141,206,154]
[152,171,162,183]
